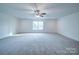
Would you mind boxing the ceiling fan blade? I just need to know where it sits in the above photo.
[41,13,46,15]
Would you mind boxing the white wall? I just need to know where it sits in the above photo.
[44,20,57,33]
[58,12,79,41]
[0,13,18,39]
[17,19,57,33]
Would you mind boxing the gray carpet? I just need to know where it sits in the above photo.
[0,33,79,55]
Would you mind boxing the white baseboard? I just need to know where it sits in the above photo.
[0,35,10,39]
[17,32,57,34]
[58,33,79,42]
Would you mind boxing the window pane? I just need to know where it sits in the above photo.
[33,21,38,30]
[33,21,43,30]
[38,22,43,30]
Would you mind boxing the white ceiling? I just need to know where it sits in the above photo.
[0,3,79,20]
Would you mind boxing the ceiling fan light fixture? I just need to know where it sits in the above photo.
[36,15,40,17]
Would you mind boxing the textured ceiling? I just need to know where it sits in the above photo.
[0,3,79,20]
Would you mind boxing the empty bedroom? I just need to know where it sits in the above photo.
[0,3,79,55]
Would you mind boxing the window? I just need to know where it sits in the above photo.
[33,21,43,30]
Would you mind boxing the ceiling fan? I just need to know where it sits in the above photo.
[9,3,47,17]
[33,3,46,17]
